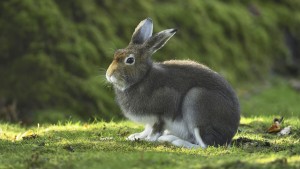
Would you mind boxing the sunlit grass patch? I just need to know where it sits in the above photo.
[1,116,300,169]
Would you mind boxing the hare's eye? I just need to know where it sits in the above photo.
[124,54,135,65]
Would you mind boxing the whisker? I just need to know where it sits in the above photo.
[107,48,116,53]
[102,43,118,56]
[107,42,118,52]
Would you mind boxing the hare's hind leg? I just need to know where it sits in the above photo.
[158,135,200,149]
[182,87,210,148]
[183,87,237,146]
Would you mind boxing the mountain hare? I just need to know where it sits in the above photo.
[106,18,240,148]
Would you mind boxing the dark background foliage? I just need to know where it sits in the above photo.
[0,0,299,123]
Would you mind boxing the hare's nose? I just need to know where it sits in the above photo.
[106,70,114,82]
[106,61,117,81]
[106,61,117,76]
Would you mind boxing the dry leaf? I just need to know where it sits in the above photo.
[267,121,281,133]
[267,117,283,133]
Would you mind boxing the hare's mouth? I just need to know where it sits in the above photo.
[106,74,118,84]
[106,75,127,91]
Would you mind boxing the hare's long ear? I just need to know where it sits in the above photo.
[144,28,177,54]
[130,18,153,44]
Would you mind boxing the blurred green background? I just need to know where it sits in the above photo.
[0,0,300,124]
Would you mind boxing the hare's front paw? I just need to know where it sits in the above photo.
[126,133,147,141]
[126,124,153,141]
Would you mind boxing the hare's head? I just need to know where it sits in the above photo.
[106,18,176,91]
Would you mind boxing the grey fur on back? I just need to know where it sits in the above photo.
[106,18,240,146]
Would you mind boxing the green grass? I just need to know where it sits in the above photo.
[1,82,300,169]
[1,119,299,169]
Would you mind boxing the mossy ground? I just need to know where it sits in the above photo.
[1,82,300,169]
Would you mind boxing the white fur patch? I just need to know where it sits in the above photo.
[172,139,200,149]
[158,135,200,149]
[194,128,207,148]
[106,74,126,91]
[164,119,189,140]
[145,132,161,142]
[158,135,179,142]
